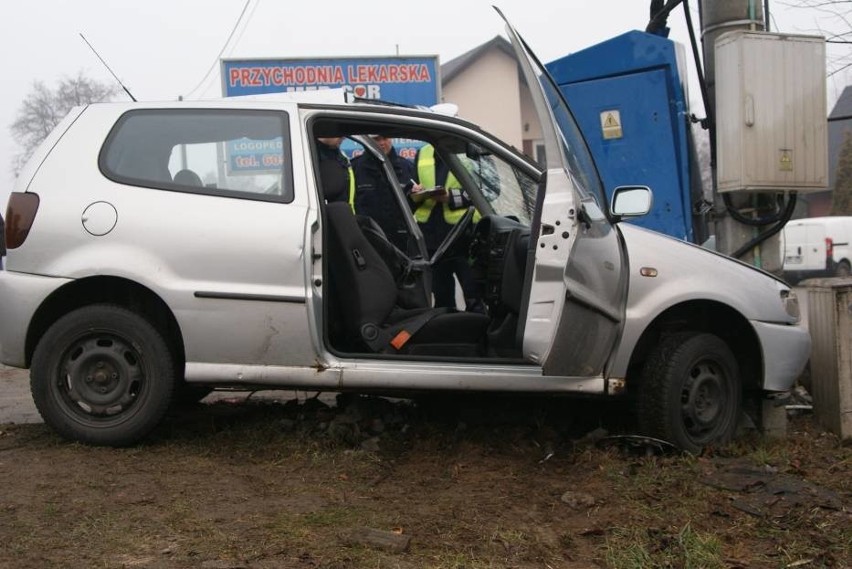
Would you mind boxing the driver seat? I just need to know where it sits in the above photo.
[325,202,488,356]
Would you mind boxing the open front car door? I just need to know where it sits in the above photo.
[498,8,629,377]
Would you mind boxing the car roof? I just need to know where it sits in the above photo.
[83,88,433,116]
[76,94,540,171]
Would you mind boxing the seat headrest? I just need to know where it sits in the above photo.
[173,169,203,187]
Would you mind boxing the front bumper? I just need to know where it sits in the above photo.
[752,320,811,391]
[0,271,70,367]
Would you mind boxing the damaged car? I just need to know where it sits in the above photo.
[0,16,809,452]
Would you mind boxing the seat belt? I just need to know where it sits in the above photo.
[360,307,451,353]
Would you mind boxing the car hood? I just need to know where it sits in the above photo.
[618,223,795,324]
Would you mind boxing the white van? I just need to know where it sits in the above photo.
[782,216,852,283]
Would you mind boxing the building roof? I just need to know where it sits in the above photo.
[829,85,852,121]
[441,35,517,84]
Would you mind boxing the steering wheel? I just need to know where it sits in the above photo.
[430,206,476,265]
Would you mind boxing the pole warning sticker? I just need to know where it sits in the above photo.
[600,110,623,140]
[779,149,793,172]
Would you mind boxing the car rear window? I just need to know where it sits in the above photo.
[99,109,294,203]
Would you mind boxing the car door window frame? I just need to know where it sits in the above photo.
[306,110,542,249]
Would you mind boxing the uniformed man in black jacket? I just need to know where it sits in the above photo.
[351,134,417,252]
[316,137,353,205]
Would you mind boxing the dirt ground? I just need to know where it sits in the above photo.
[0,387,849,569]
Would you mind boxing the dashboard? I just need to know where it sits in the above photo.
[469,215,531,317]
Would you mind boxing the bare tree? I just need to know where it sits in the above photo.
[10,72,116,175]
[831,131,852,214]
[779,0,852,78]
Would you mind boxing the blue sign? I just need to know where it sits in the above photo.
[221,56,439,105]
[221,56,439,174]
[227,137,285,173]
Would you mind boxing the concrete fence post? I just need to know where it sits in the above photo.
[805,278,852,439]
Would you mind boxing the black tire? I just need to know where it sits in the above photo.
[835,260,851,278]
[31,305,176,446]
[637,332,741,454]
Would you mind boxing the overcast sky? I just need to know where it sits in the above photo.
[1,0,850,208]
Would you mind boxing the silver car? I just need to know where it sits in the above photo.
[0,20,809,452]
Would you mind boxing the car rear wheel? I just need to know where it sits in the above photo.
[31,305,175,446]
[638,332,740,454]
[835,260,851,277]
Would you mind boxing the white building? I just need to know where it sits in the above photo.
[440,36,543,164]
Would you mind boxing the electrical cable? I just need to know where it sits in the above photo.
[227,0,261,58]
[731,192,797,259]
[680,0,797,248]
[723,192,792,226]
[196,0,261,99]
[183,0,252,99]
[682,0,714,135]
[646,0,685,34]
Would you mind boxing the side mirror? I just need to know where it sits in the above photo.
[611,186,652,221]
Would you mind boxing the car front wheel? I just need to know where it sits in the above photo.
[31,304,175,446]
[638,332,741,454]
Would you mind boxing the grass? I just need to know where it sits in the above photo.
[302,507,368,528]
[604,523,725,569]
[0,402,848,569]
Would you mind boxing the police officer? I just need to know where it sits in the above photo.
[316,137,354,206]
[351,134,417,251]
[413,144,482,311]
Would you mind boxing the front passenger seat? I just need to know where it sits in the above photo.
[325,202,488,356]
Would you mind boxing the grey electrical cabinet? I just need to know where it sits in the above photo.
[715,31,827,193]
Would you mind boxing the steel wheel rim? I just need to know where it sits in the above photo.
[680,358,731,443]
[56,332,147,423]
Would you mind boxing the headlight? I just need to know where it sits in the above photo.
[780,290,800,322]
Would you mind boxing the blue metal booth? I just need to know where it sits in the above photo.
[547,31,699,241]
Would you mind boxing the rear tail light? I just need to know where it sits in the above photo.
[5,192,40,249]
[826,237,834,260]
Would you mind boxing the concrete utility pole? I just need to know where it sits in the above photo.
[700,0,783,272]
[702,0,790,438]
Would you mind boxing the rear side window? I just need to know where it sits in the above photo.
[100,109,293,202]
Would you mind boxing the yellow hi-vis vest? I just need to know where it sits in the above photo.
[414,145,469,225]
[347,165,355,213]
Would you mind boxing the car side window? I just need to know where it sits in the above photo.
[99,109,293,203]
